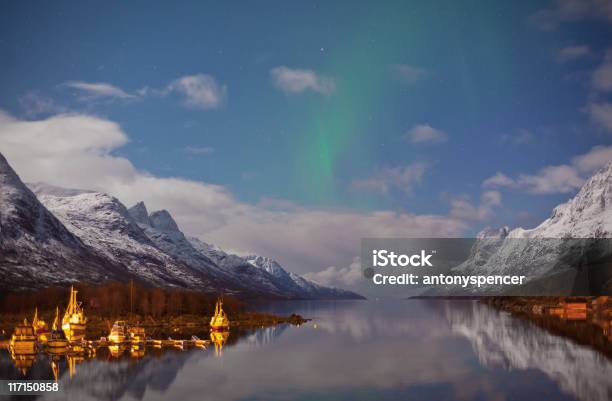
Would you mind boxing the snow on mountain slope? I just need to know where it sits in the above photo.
[125,204,257,294]
[130,206,219,272]
[129,206,313,298]
[0,151,362,298]
[511,161,612,239]
[186,236,294,297]
[460,226,509,269]
[189,236,363,299]
[32,188,220,290]
[245,255,287,277]
[245,254,364,298]
[0,153,123,289]
[453,162,612,290]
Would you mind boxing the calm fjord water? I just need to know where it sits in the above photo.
[2,300,610,401]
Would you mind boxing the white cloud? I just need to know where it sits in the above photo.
[166,74,226,109]
[449,191,502,221]
[557,45,591,62]
[572,144,612,171]
[588,102,612,132]
[351,162,428,196]
[483,145,612,194]
[270,66,335,94]
[529,0,612,31]
[406,124,448,144]
[63,81,136,100]
[303,257,363,287]
[484,165,583,194]
[391,64,429,84]
[61,74,227,110]
[515,165,584,194]
[0,111,465,278]
[482,172,515,188]
[183,146,214,155]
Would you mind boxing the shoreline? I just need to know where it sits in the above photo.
[0,311,309,341]
[483,297,612,358]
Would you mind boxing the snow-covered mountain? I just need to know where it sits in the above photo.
[512,161,612,238]
[126,203,310,298]
[185,235,361,299]
[244,254,362,299]
[453,162,612,293]
[32,188,223,291]
[0,154,125,289]
[0,152,361,298]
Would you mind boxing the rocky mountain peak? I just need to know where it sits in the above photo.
[246,255,286,277]
[149,209,180,233]
[0,152,79,244]
[0,152,24,188]
[128,201,151,226]
[476,226,510,240]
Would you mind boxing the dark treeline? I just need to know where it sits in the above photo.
[0,282,245,318]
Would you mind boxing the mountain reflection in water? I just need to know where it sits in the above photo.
[1,300,610,401]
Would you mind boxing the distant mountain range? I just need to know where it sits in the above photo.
[0,153,362,299]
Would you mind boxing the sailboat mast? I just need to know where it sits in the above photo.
[52,306,59,331]
[64,286,73,322]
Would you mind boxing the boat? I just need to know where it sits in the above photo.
[47,307,69,349]
[146,338,162,347]
[32,307,50,343]
[191,335,209,348]
[9,318,37,354]
[128,324,146,344]
[108,320,129,344]
[130,344,145,358]
[108,344,127,357]
[62,286,87,343]
[210,330,229,356]
[210,299,230,332]
[10,349,35,376]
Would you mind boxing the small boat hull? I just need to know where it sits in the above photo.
[63,323,86,343]
[210,325,230,332]
[10,340,37,354]
[47,339,69,349]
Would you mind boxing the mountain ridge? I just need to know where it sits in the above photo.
[0,152,361,298]
[0,153,128,289]
[453,161,612,293]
